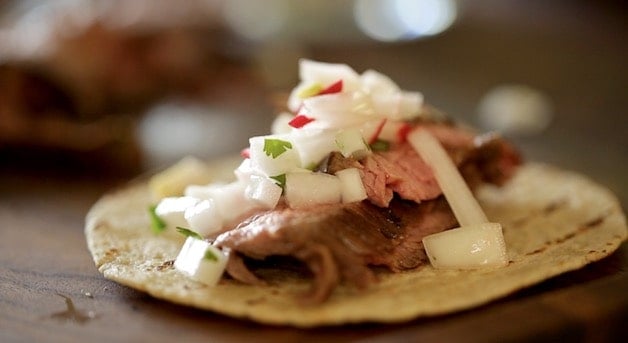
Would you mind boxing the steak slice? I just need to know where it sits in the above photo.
[215,197,457,304]
[215,123,521,304]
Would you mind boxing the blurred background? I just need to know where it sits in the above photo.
[0,0,625,207]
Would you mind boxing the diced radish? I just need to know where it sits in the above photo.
[240,148,250,159]
[299,59,361,92]
[335,128,371,159]
[318,79,343,95]
[248,134,301,176]
[335,168,367,203]
[284,172,341,209]
[174,237,228,286]
[422,223,508,269]
[290,129,338,168]
[271,112,295,134]
[245,175,283,209]
[288,114,315,128]
[154,196,200,229]
[184,199,223,236]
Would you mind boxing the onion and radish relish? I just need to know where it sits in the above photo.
[151,59,450,285]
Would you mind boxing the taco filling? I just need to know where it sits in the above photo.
[149,60,521,303]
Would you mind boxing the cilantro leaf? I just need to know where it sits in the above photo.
[270,174,286,191]
[370,139,390,152]
[176,227,203,240]
[148,205,166,234]
[204,249,218,262]
[263,138,293,158]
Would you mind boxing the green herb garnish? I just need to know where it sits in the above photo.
[176,227,203,240]
[263,138,293,159]
[148,205,166,234]
[270,174,286,191]
[370,139,390,152]
[204,249,218,262]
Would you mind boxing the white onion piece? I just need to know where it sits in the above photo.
[361,69,400,95]
[154,196,200,229]
[204,181,256,223]
[245,175,283,209]
[174,237,227,286]
[372,92,423,121]
[299,59,362,92]
[249,134,301,176]
[233,158,255,182]
[409,129,507,269]
[422,223,508,269]
[184,199,223,236]
[301,92,374,129]
[290,129,338,168]
[397,91,424,120]
[335,168,367,203]
[335,128,370,159]
[409,129,488,226]
[271,112,295,134]
[285,172,341,209]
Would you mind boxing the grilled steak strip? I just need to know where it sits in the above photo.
[215,197,457,304]
[215,124,521,303]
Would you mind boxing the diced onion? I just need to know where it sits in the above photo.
[290,129,338,168]
[300,92,375,129]
[408,129,488,227]
[361,69,400,95]
[299,59,362,92]
[184,199,223,236]
[245,175,283,209]
[422,223,508,269]
[335,168,367,203]
[249,134,301,176]
[154,196,200,229]
[285,172,341,209]
[409,129,508,269]
[174,237,228,286]
[335,128,370,159]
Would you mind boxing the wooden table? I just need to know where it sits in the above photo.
[1,165,626,343]
[1,2,626,341]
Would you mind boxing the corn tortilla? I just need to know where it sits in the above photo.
[85,160,627,327]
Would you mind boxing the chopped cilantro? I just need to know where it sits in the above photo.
[204,249,218,262]
[263,138,293,158]
[370,139,390,152]
[270,174,286,191]
[148,205,166,234]
[175,227,203,240]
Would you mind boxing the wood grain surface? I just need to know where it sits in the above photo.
[1,171,626,343]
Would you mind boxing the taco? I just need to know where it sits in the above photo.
[85,60,627,327]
